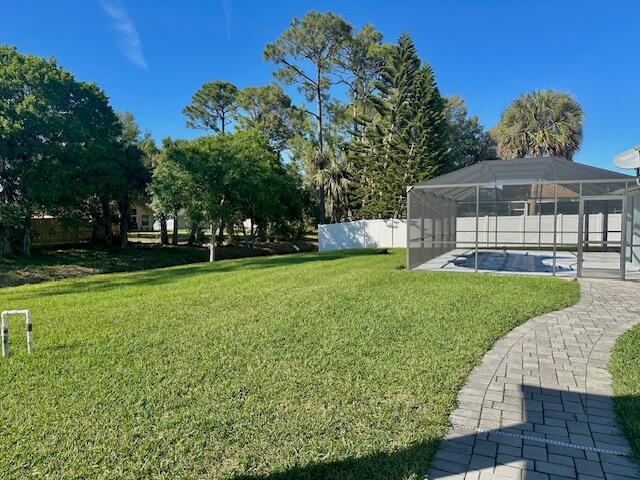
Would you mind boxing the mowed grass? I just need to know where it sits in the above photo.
[0,250,579,479]
[610,323,640,465]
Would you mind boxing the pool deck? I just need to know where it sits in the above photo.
[414,249,640,280]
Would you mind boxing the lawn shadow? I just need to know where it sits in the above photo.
[5,249,388,301]
[232,385,640,480]
[233,439,439,480]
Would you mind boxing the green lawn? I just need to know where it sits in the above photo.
[0,249,579,479]
[610,323,640,465]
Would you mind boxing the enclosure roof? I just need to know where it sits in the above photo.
[414,157,633,188]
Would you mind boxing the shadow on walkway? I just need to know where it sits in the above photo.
[234,385,639,480]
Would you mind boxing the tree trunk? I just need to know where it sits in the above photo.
[209,222,217,262]
[159,214,169,245]
[248,218,255,254]
[316,69,326,225]
[187,221,198,246]
[217,217,225,246]
[101,198,113,247]
[172,210,179,245]
[22,217,31,256]
[118,196,129,249]
[227,221,235,242]
[0,231,12,257]
[242,222,250,255]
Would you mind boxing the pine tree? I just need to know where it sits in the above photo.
[351,33,450,219]
[413,63,449,176]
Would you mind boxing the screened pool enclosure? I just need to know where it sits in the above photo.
[406,157,640,280]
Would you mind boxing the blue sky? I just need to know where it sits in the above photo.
[2,0,639,171]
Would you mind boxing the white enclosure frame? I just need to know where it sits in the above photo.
[407,164,640,280]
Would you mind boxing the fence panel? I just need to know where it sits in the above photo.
[319,219,406,251]
[320,214,622,252]
[31,218,93,246]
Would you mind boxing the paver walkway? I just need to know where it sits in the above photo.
[427,278,640,480]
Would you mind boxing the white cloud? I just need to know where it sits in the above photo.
[100,0,148,70]
[222,0,231,43]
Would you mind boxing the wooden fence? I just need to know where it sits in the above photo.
[31,218,93,246]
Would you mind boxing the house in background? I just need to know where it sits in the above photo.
[129,202,155,232]
[130,202,190,232]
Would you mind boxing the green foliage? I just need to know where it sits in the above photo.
[234,85,300,153]
[183,80,239,133]
[492,89,584,160]
[264,11,353,224]
[150,131,307,255]
[115,112,152,202]
[264,11,352,102]
[149,139,193,219]
[350,33,449,219]
[0,45,125,253]
[338,24,389,135]
[0,250,579,478]
[445,96,497,169]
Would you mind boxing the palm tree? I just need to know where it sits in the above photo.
[323,151,352,223]
[309,146,352,224]
[492,90,584,160]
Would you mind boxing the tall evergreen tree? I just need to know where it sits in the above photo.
[351,33,449,219]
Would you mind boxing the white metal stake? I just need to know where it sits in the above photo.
[1,322,8,358]
[1,310,33,358]
[26,310,33,354]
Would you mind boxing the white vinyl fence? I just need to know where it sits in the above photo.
[319,219,406,251]
[319,214,622,251]
[457,214,621,247]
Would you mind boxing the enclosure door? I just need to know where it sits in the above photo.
[578,197,624,279]
[625,190,640,280]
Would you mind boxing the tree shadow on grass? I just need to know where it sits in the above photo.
[5,249,389,301]
[233,439,439,480]
[233,386,640,480]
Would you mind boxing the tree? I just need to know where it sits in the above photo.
[337,24,389,139]
[152,131,306,260]
[492,90,584,160]
[264,11,352,223]
[224,131,304,250]
[114,112,151,249]
[234,85,299,153]
[350,33,450,219]
[0,46,122,254]
[445,96,497,169]
[149,139,193,246]
[0,45,75,254]
[183,80,238,133]
[319,144,352,223]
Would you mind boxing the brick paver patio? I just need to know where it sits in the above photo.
[427,278,640,479]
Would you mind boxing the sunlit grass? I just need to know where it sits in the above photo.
[0,249,579,479]
[610,323,640,465]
